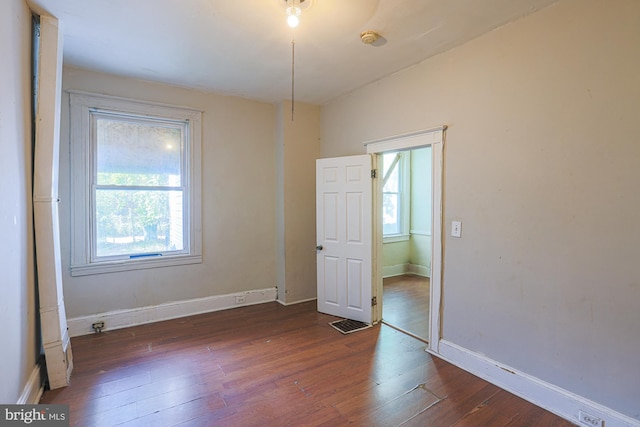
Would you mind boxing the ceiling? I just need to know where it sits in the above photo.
[27,0,559,105]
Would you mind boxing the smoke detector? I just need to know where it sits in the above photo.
[360,30,380,45]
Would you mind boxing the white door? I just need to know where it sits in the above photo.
[316,155,373,323]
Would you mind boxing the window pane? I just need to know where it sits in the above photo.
[383,193,400,234]
[95,189,184,257]
[382,153,395,176]
[382,152,399,193]
[96,117,182,186]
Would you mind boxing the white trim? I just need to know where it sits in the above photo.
[383,264,410,278]
[428,133,444,353]
[364,126,446,153]
[33,15,72,390]
[67,89,202,113]
[371,154,383,323]
[383,234,410,243]
[409,230,431,236]
[17,365,44,404]
[408,264,430,277]
[432,340,640,427]
[42,330,73,389]
[70,254,202,276]
[67,288,277,337]
[383,263,430,278]
[365,126,445,353]
[276,297,318,306]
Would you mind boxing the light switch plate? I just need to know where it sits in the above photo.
[451,221,461,238]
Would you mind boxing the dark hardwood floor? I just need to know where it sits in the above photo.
[41,301,573,426]
[383,275,430,341]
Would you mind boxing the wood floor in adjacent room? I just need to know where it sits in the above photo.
[383,274,430,341]
[41,301,573,426]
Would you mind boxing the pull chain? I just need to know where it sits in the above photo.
[291,38,295,121]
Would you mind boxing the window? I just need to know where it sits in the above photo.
[70,92,202,276]
[382,151,410,240]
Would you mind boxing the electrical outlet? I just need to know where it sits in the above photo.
[578,410,603,427]
[235,295,246,304]
[91,321,105,333]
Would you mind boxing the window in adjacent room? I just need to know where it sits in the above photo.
[382,151,410,241]
[69,92,202,276]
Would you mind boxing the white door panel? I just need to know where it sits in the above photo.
[316,155,372,323]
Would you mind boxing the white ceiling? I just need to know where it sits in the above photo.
[27,0,559,104]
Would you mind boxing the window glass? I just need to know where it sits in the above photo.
[95,189,184,257]
[95,117,182,186]
[383,152,401,235]
[69,92,202,276]
[93,114,187,260]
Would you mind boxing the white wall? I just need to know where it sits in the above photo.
[409,147,431,274]
[59,68,278,318]
[382,240,410,274]
[0,0,39,403]
[321,0,640,420]
[382,147,432,277]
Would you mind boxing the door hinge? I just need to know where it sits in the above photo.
[371,169,377,179]
[371,296,377,306]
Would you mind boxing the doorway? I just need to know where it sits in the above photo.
[379,147,431,342]
[365,126,444,353]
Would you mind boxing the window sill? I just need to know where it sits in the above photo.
[383,234,410,244]
[70,254,202,277]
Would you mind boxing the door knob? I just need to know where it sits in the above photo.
[316,245,323,251]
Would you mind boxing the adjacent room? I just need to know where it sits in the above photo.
[381,148,432,341]
[2,0,639,426]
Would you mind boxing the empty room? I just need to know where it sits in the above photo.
[2,0,639,426]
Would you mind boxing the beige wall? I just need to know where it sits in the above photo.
[59,67,278,317]
[321,0,640,420]
[0,0,39,403]
[277,101,321,303]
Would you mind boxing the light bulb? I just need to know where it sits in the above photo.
[286,3,301,28]
[287,13,300,28]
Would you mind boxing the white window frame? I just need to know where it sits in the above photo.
[69,91,202,276]
[382,151,410,243]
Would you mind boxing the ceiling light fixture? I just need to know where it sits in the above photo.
[286,0,301,28]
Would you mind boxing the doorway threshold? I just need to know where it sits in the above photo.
[382,320,429,344]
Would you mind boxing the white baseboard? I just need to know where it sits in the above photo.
[277,297,317,306]
[432,340,640,427]
[17,365,44,404]
[383,263,430,278]
[383,264,409,278]
[408,264,431,277]
[67,288,277,337]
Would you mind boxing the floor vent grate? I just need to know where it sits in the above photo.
[329,319,372,334]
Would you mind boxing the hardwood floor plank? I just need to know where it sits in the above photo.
[348,383,441,426]
[40,301,572,426]
[72,401,138,427]
[119,394,228,427]
[383,275,430,340]
[400,383,502,427]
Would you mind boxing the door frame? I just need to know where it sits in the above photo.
[364,126,445,353]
